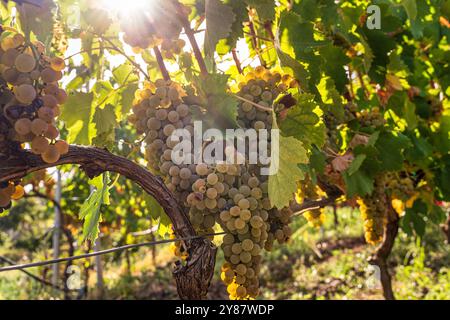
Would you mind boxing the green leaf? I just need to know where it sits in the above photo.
[402,0,417,20]
[60,92,94,145]
[402,200,427,237]
[93,104,117,135]
[17,0,56,43]
[112,63,139,85]
[362,29,396,83]
[268,135,309,208]
[191,73,238,130]
[79,174,110,241]
[245,0,275,21]
[216,0,248,54]
[143,194,170,237]
[375,132,411,171]
[204,0,236,57]
[342,169,374,198]
[279,93,325,148]
[432,115,450,154]
[347,154,367,176]
[319,44,350,93]
[120,83,139,117]
[93,80,115,107]
[433,156,450,201]
[403,98,418,130]
[276,49,309,91]
[92,104,117,146]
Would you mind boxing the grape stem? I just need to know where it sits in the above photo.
[232,94,273,112]
[232,48,243,74]
[172,0,208,76]
[247,20,266,67]
[153,46,171,81]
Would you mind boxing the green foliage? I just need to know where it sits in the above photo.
[268,133,309,209]
[79,174,110,241]
[60,92,95,145]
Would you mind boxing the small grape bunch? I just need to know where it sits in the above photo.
[160,39,186,59]
[236,66,297,130]
[357,177,388,245]
[121,1,186,52]
[355,107,385,128]
[0,28,69,163]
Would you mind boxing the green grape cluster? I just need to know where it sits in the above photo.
[236,66,296,130]
[129,79,195,203]
[355,107,385,127]
[0,27,69,164]
[357,177,388,245]
[130,67,298,299]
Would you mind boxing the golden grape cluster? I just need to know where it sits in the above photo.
[0,27,69,164]
[357,176,388,245]
[130,67,297,299]
[297,178,326,228]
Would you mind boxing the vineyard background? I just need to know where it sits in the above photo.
[0,0,449,300]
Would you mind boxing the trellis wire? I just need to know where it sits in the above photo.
[0,232,226,273]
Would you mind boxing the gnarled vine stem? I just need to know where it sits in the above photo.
[0,145,216,299]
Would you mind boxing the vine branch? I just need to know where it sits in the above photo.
[0,145,216,299]
[153,46,171,81]
[172,0,208,76]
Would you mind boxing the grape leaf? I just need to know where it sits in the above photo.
[60,92,94,145]
[17,0,56,44]
[216,0,248,54]
[92,104,117,146]
[402,0,417,21]
[190,73,238,130]
[401,200,427,237]
[268,135,309,209]
[112,63,139,86]
[347,154,367,176]
[342,169,374,198]
[276,49,310,91]
[143,194,170,237]
[279,94,325,148]
[79,174,110,241]
[245,0,275,21]
[204,0,236,57]
[319,44,350,93]
[375,132,411,171]
[120,83,139,117]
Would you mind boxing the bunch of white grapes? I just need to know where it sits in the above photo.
[0,27,69,164]
[131,66,298,299]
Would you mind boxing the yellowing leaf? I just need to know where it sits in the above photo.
[268,135,309,209]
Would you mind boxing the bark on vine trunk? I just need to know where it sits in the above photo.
[442,214,450,244]
[369,209,399,300]
[0,145,216,299]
